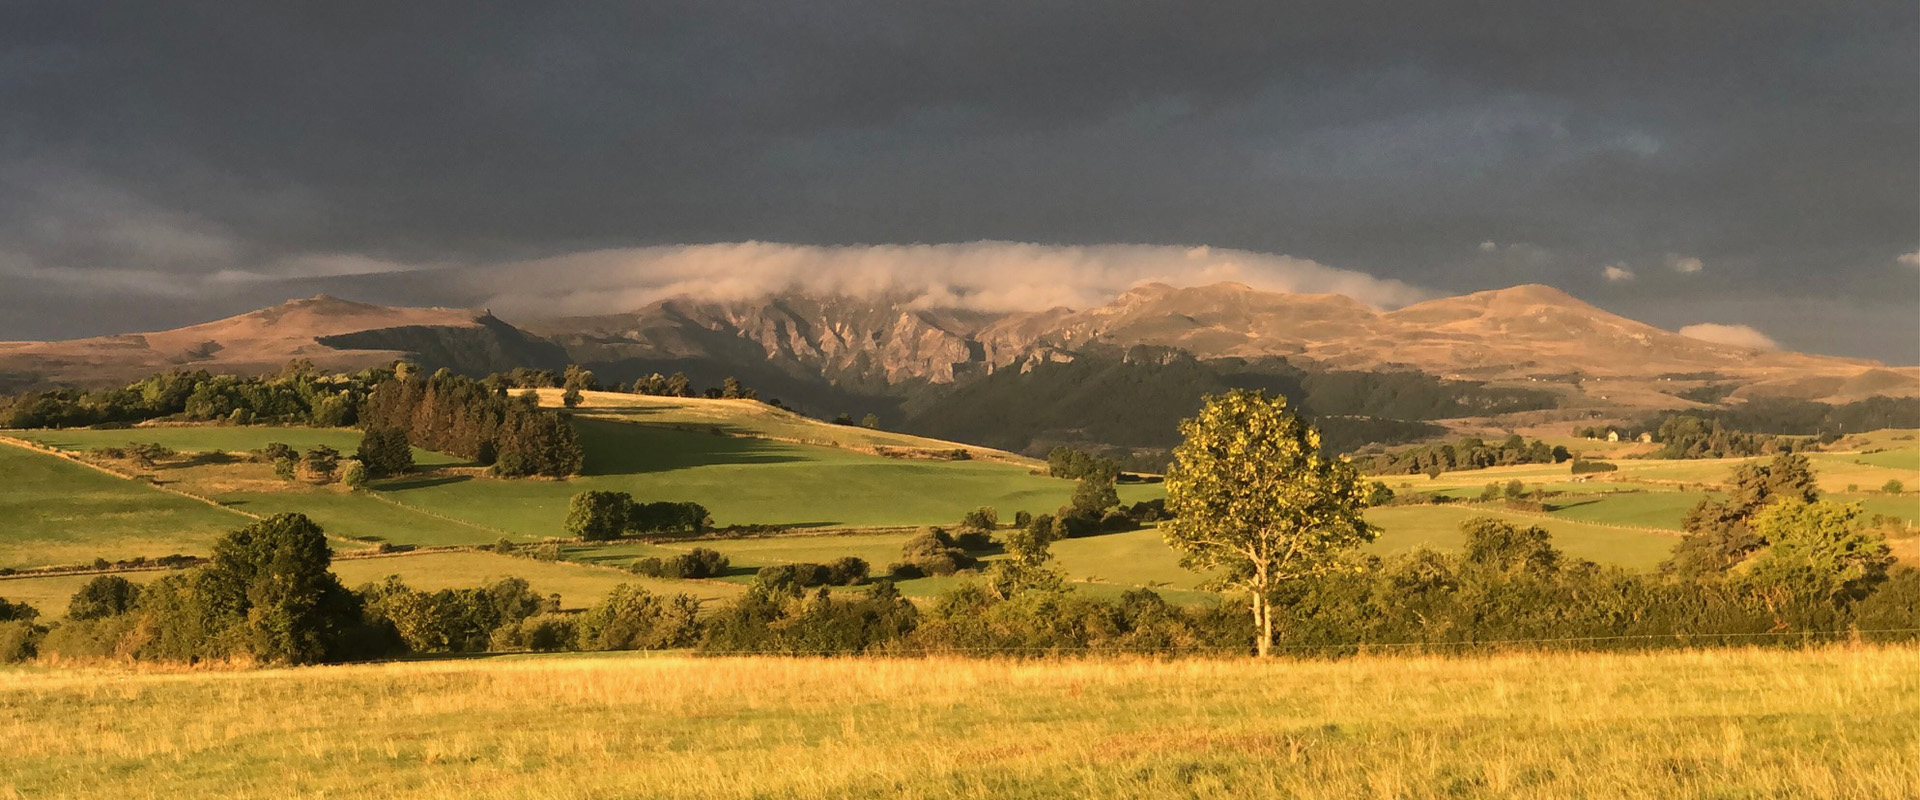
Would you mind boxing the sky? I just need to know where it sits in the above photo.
[1,1,1916,362]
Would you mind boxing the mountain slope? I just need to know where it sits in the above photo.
[0,296,516,388]
[2,283,1911,418]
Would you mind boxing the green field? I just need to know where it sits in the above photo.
[1364,505,1681,570]
[329,551,744,609]
[2,646,1913,798]
[7,412,1915,609]
[0,442,245,569]
[374,418,1160,536]
[540,389,1039,464]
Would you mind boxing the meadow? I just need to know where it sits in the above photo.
[2,645,1914,799]
[3,405,1913,616]
[372,418,1162,534]
[0,441,243,569]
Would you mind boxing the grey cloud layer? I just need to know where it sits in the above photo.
[0,1,1914,361]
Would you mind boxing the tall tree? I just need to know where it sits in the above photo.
[1161,389,1374,657]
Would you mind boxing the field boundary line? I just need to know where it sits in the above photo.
[355,490,527,540]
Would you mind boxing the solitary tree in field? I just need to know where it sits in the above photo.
[1162,389,1375,657]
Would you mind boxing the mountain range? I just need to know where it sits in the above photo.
[3,282,1913,454]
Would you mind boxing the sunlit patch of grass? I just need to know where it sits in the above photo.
[2,646,1914,798]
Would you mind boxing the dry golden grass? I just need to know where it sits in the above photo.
[3,646,1916,799]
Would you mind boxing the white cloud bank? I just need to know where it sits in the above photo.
[468,241,1437,318]
[1677,323,1778,350]
[1666,254,1703,274]
[1899,250,1920,267]
[1602,264,1635,282]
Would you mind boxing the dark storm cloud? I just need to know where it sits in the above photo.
[0,1,1914,361]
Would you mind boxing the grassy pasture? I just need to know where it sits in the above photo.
[328,551,744,609]
[0,442,243,569]
[1538,491,1702,530]
[563,530,1221,602]
[2,646,1913,799]
[536,389,1039,464]
[1364,506,1680,570]
[375,418,1161,535]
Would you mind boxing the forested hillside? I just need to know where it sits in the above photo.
[900,347,1552,457]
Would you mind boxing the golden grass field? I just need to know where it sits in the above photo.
[2,645,1916,799]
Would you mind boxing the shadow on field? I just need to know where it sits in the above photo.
[576,419,810,476]
[378,475,473,491]
[172,451,240,468]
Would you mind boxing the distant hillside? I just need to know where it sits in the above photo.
[3,282,1913,455]
[0,296,512,389]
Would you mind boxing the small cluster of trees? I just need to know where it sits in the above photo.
[360,370,583,478]
[564,491,713,541]
[88,442,179,468]
[1650,415,1807,459]
[0,361,368,430]
[1663,452,1822,577]
[1363,434,1570,478]
[257,442,345,484]
[888,528,982,578]
[629,548,730,579]
[0,513,713,663]
[1045,447,1120,480]
[754,559,870,590]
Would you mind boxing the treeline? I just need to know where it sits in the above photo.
[3,505,1913,665]
[1645,396,1920,438]
[1362,434,1570,477]
[0,361,370,429]
[361,370,583,478]
[563,491,713,540]
[499,364,765,403]
[1648,415,1810,460]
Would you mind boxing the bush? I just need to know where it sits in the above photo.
[1571,459,1619,474]
[951,529,995,551]
[67,575,141,620]
[496,614,578,652]
[677,547,730,579]
[38,615,138,660]
[1883,479,1904,495]
[301,445,340,483]
[825,557,870,586]
[0,596,40,623]
[342,461,370,489]
[900,528,977,573]
[631,548,730,579]
[960,506,998,531]
[0,620,39,663]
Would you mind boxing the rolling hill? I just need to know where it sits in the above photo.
[2,283,1913,455]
